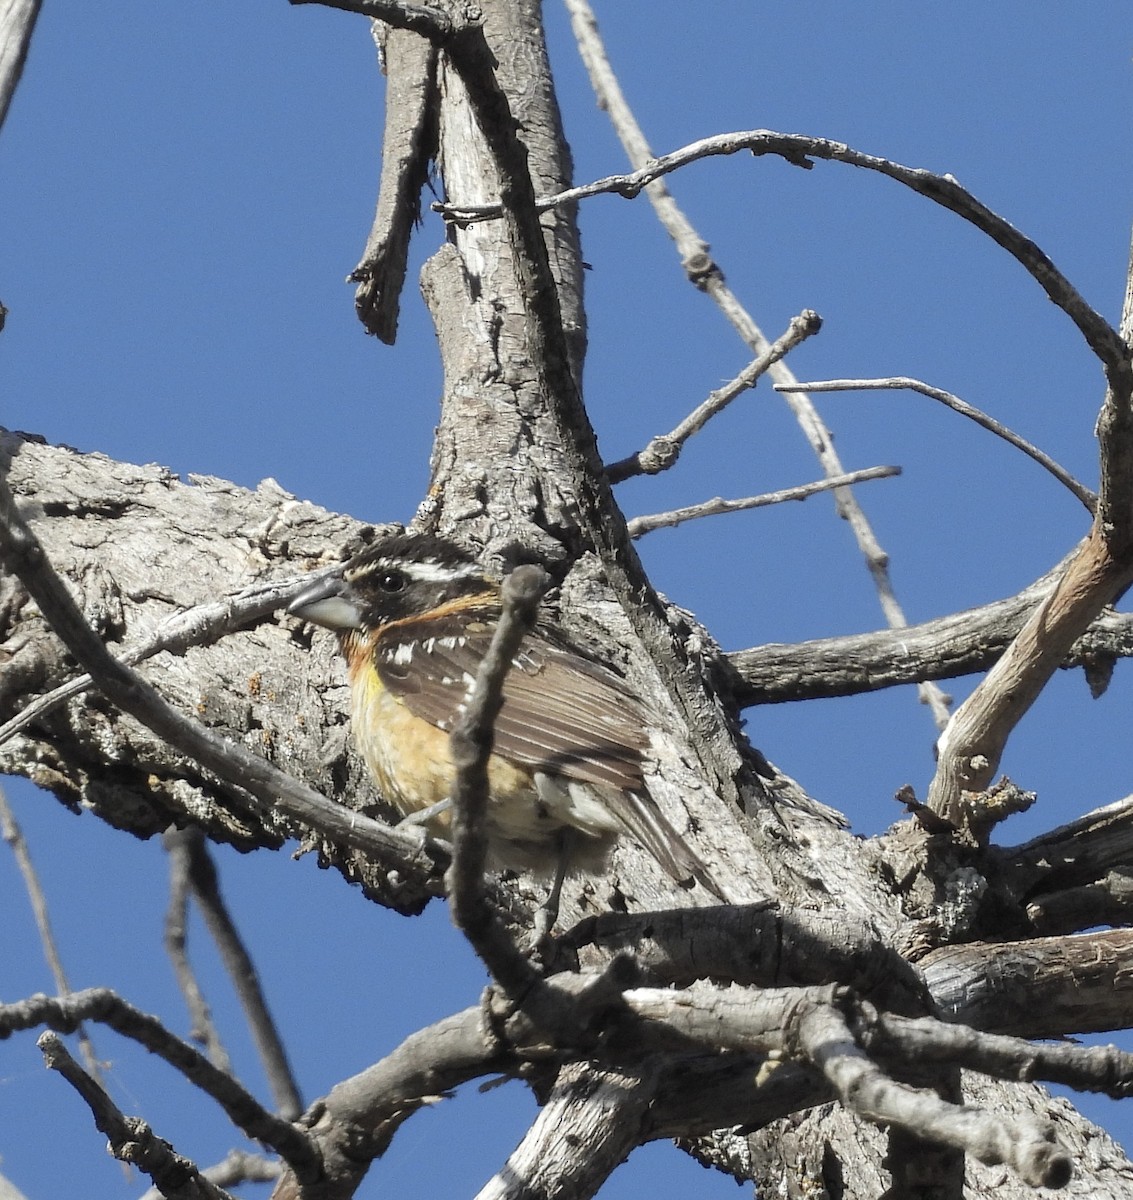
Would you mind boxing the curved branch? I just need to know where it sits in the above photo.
[438,128,1125,382]
[780,377,1096,512]
[2,989,315,1172]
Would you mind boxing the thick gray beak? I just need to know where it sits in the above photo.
[288,574,364,632]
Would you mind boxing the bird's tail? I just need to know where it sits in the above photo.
[602,788,726,902]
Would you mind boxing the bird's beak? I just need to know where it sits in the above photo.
[288,574,364,631]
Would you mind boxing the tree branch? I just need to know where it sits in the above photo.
[561,0,953,731]
[170,826,303,1120]
[627,466,900,539]
[475,1062,657,1200]
[0,0,42,132]
[438,129,1124,382]
[928,532,1133,822]
[164,828,234,1073]
[0,569,328,750]
[605,310,822,483]
[0,782,106,1085]
[724,552,1133,705]
[2,989,316,1172]
[864,1008,1133,1099]
[139,1151,281,1200]
[921,929,1133,1038]
[780,377,1095,511]
[38,1032,235,1200]
[623,982,1071,1189]
[447,564,549,999]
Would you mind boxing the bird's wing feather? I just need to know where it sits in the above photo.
[375,614,647,792]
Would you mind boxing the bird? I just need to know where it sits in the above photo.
[288,533,722,900]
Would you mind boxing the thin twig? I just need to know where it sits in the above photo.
[606,310,822,483]
[561,0,953,730]
[163,827,233,1073]
[0,572,327,750]
[178,827,303,1119]
[628,466,900,538]
[0,783,106,1086]
[447,565,548,1000]
[38,1031,237,1200]
[6,990,317,1172]
[781,377,1096,511]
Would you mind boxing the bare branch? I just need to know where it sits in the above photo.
[781,377,1096,511]
[921,929,1133,1038]
[139,1151,281,1200]
[170,826,303,1119]
[475,1062,657,1200]
[865,1009,1133,1099]
[999,796,1133,934]
[289,0,456,41]
[928,532,1133,822]
[624,983,1071,1189]
[1094,221,1133,551]
[605,310,822,483]
[562,901,926,1013]
[438,129,1124,383]
[0,783,107,1086]
[0,569,330,750]
[627,466,900,538]
[724,552,1133,704]
[447,564,550,999]
[351,27,438,341]
[792,1000,1070,1190]
[164,828,234,1074]
[270,1005,510,1198]
[0,0,42,132]
[38,1031,236,1200]
[3,989,316,1171]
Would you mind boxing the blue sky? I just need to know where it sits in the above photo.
[2,3,1131,1196]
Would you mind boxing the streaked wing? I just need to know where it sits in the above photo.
[375,613,647,792]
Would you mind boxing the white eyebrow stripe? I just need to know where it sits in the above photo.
[383,559,482,584]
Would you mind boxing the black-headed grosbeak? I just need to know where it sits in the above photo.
[289,533,721,899]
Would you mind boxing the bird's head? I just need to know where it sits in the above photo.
[289,534,495,636]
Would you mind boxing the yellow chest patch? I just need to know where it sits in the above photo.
[348,659,563,846]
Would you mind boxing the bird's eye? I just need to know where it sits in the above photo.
[375,570,406,593]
